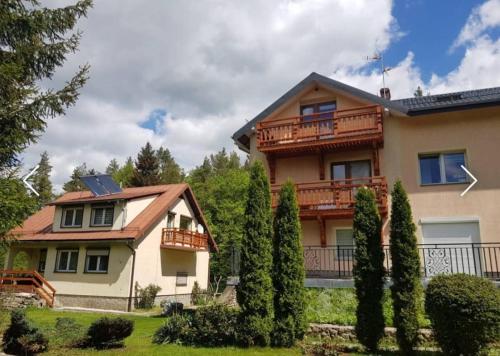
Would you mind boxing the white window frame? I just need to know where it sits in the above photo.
[61,207,84,227]
[419,151,468,185]
[90,205,114,227]
[179,215,193,231]
[167,212,175,228]
[85,249,110,273]
[55,249,79,272]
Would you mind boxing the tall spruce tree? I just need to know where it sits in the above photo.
[131,142,160,187]
[390,180,421,354]
[353,187,385,352]
[105,159,120,176]
[62,163,88,192]
[29,151,53,206]
[237,161,274,346]
[157,147,183,184]
[272,180,306,346]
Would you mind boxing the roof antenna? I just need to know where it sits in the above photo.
[366,52,392,95]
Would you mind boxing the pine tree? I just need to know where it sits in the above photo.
[131,142,160,187]
[106,159,120,176]
[114,157,134,188]
[63,163,88,192]
[353,187,385,352]
[0,0,92,171]
[237,161,274,346]
[29,151,53,206]
[272,180,306,346]
[157,147,183,184]
[390,180,421,354]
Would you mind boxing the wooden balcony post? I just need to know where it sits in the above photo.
[318,216,326,247]
[318,151,325,180]
[267,154,276,184]
[373,146,380,176]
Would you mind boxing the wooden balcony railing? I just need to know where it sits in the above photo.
[256,105,383,152]
[161,228,208,251]
[0,270,56,307]
[271,177,388,217]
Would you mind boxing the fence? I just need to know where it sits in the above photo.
[230,243,500,280]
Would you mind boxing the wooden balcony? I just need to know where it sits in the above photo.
[0,270,56,307]
[271,177,388,219]
[161,228,208,251]
[256,105,383,154]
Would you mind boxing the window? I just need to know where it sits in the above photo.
[91,205,114,226]
[336,229,354,260]
[85,249,109,273]
[331,160,371,182]
[167,213,175,228]
[179,215,192,230]
[61,207,84,227]
[419,152,467,185]
[55,249,79,272]
[300,101,337,120]
[38,249,47,273]
[176,272,188,286]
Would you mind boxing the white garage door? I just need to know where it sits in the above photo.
[422,221,480,277]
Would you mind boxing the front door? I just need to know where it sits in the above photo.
[37,249,47,274]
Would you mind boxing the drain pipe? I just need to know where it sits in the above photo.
[126,241,136,312]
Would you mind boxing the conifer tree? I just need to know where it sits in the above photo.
[131,142,160,187]
[106,159,120,176]
[29,151,53,206]
[157,147,183,184]
[62,163,88,192]
[237,161,274,346]
[390,180,421,354]
[353,187,385,352]
[272,180,306,346]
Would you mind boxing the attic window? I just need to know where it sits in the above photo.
[61,206,84,227]
[91,205,114,227]
[435,94,462,102]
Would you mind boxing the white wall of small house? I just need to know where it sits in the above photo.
[52,201,126,232]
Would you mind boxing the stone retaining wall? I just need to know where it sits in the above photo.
[308,323,434,343]
[0,292,43,309]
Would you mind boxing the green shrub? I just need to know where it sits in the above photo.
[191,303,238,346]
[52,317,85,348]
[352,187,386,352]
[85,317,134,349]
[2,309,48,355]
[134,283,161,309]
[425,274,500,356]
[152,314,192,345]
[191,281,207,305]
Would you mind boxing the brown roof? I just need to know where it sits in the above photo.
[11,184,217,250]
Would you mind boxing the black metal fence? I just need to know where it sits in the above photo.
[230,243,500,280]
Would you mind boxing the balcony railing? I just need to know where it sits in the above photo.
[271,177,388,216]
[256,105,383,152]
[230,243,500,280]
[161,228,208,251]
[0,270,56,307]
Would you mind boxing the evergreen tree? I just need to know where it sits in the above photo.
[237,161,274,346]
[131,142,160,187]
[106,159,120,176]
[63,163,88,192]
[113,157,134,188]
[157,147,184,184]
[414,86,423,97]
[0,0,92,171]
[189,157,213,184]
[29,151,53,206]
[390,180,421,354]
[272,180,306,346]
[353,187,385,352]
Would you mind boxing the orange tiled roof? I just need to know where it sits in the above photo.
[11,184,217,250]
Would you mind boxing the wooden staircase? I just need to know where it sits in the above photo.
[0,270,56,307]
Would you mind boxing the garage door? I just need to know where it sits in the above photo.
[422,221,480,277]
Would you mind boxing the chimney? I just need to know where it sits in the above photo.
[380,88,391,100]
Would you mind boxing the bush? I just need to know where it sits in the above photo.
[191,281,207,305]
[2,309,48,355]
[160,301,184,316]
[52,317,85,348]
[425,274,500,355]
[152,314,192,345]
[85,317,134,349]
[191,303,238,346]
[134,283,161,309]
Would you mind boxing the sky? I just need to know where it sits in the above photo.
[22,0,500,191]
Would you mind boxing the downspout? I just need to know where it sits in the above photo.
[126,241,136,312]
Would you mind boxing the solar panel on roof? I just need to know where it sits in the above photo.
[80,174,122,197]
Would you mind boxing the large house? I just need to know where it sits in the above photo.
[1,182,216,311]
[233,72,500,279]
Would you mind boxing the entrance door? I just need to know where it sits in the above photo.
[38,249,47,274]
[331,160,371,206]
[422,222,480,276]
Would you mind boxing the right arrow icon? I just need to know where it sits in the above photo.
[460,165,478,197]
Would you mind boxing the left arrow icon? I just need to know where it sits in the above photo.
[22,165,40,196]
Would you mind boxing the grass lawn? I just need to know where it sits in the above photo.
[11,308,300,356]
[305,288,430,328]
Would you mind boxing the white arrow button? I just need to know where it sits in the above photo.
[22,165,40,196]
[460,165,477,197]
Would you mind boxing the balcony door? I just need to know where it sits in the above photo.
[331,160,371,183]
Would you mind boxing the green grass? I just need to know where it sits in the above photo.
[305,288,430,328]
[16,308,299,355]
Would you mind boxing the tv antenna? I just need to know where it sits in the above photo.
[366,52,392,91]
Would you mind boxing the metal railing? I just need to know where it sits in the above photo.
[230,243,500,280]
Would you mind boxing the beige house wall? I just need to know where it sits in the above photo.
[52,201,126,232]
[125,195,157,225]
